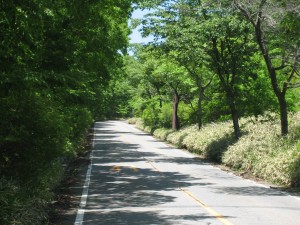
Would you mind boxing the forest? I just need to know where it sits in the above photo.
[0,0,299,224]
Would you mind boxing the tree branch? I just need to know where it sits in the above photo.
[233,0,256,26]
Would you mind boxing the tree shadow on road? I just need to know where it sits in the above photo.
[81,133,225,224]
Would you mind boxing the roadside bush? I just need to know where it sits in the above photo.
[153,128,174,141]
[128,117,138,124]
[0,91,69,181]
[166,127,191,148]
[182,122,233,159]
[0,161,63,225]
[142,104,159,128]
[0,88,93,224]
[223,112,300,186]
[144,126,154,134]
[135,118,145,130]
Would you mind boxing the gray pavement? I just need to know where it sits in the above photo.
[75,121,300,225]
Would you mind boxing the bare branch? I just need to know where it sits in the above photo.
[256,0,267,26]
[233,0,256,26]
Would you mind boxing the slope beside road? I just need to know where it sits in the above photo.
[72,120,300,225]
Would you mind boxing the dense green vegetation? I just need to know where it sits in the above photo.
[123,0,299,187]
[125,0,299,135]
[0,0,135,224]
[0,0,299,223]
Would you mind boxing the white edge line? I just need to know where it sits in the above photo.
[92,126,96,148]
[74,124,95,225]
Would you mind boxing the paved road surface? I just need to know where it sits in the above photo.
[74,121,300,225]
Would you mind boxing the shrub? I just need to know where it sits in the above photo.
[0,161,63,225]
[142,103,160,128]
[182,122,233,158]
[135,118,145,130]
[127,117,138,124]
[223,112,300,186]
[166,127,191,148]
[153,128,174,141]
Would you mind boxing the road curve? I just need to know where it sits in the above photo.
[74,120,300,225]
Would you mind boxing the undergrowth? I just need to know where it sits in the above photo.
[0,128,92,225]
[0,161,63,225]
[128,112,300,187]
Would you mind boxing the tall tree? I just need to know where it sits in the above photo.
[141,0,259,138]
[233,0,300,135]
[153,55,192,130]
[205,13,258,139]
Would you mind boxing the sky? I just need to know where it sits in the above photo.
[129,9,154,44]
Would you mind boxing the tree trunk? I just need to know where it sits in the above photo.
[197,89,204,130]
[172,91,180,130]
[230,101,241,140]
[279,94,288,135]
[227,90,241,140]
[254,18,289,136]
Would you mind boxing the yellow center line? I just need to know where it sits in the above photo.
[147,160,161,172]
[110,165,139,173]
[147,160,234,225]
[121,133,234,225]
[179,187,234,225]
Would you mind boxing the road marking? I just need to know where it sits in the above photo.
[147,159,234,225]
[74,125,95,225]
[118,122,234,224]
[147,160,161,172]
[179,188,234,225]
[110,165,139,173]
[111,165,121,172]
[130,165,138,172]
[92,126,95,148]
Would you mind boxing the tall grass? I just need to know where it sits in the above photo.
[130,112,300,187]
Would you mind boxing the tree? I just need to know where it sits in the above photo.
[165,3,215,129]
[141,0,258,138]
[0,0,135,185]
[233,0,300,135]
[205,12,259,139]
[153,54,193,130]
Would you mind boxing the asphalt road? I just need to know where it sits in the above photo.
[74,120,300,225]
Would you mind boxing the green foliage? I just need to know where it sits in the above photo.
[131,0,300,137]
[178,103,196,127]
[0,0,134,223]
[158,103,173,128]
[0,161,63,225]
[142,100,161,128]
